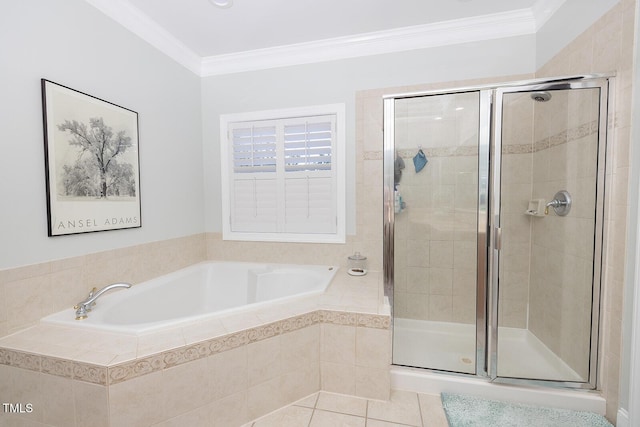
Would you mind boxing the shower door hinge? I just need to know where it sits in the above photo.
[494,227,502,251]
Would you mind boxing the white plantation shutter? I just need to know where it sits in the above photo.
[282,116,336,233]
[231,177,277,232]
[221,105,345,243]
[283,119,332,172]
[228,122,278,233]
[284,176,334,233]
[232,125,277,173]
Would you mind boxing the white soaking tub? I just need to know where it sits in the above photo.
[41,261,337,335]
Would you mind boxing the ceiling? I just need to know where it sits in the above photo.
[85,0,566,75]
[125,0,538,57]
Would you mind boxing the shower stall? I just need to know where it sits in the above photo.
[383,75,610,390]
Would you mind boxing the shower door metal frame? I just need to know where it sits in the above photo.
[383,74,612,391]
[383,88,492,378]
[489,77,610,390]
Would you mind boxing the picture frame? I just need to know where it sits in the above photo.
[41,79,141,236]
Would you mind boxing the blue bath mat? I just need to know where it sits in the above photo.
[441,393,612,427]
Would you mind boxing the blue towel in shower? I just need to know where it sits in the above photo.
[413,149,428,173]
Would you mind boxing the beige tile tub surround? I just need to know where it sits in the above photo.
[0,231,378,340]
[0,269,391,427]
[0,233,208,338]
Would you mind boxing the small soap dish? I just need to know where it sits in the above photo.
[525,199,546,217]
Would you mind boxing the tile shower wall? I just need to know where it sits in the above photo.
[390,90,536,328]
[499,93,535,329]
[535,0,635,420]
[392,93,479,324]
[499,88,601,380]
[528,89,601,380]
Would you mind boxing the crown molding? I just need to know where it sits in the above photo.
[84,0,566,77]
[201,9,537,76]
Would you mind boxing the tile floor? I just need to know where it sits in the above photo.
[243,389,449,427]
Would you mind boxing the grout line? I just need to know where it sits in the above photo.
[308,392,320,427]
[366,417,419,427]
[252,391,436,427]
[308,408,316,427]
[312,408,367,423]
[416,392,425,427]
[313,407,368,418]
[366,413,421,427]
[365,397,369,420]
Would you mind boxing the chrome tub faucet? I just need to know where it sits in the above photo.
[74,282,131,320]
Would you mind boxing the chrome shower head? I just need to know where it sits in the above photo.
[530,91,552,102]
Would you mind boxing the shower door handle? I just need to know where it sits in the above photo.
[493,227,502,251]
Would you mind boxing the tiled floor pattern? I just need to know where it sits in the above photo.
[244,389,450,427]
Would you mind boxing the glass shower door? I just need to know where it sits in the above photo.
[492,82,607,387]
[388,90,489,375]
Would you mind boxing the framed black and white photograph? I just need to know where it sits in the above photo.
[41,79,141,236]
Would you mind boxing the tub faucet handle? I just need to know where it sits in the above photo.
[74,287,97,311]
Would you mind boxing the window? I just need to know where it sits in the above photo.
[220,104,345,243]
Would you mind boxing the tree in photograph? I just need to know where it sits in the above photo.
[106,161,136,197]
[61,158,100,197]
[58,117,133,198]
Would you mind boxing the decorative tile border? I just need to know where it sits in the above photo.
[281,311,321,332]
[364,151,383,160]
[0,309,390,387]
[41,356,74,378]
[357,313,392,329]
[396,146,478,158]
[0,347,108,385]
[0,348,41,371]
[367,120,599,159]
[320,310,357,326]
[503,144,533,155]
[503,121,597,155]
[73,363,108,385]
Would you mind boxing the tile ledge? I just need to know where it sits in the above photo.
[0,310,389,385]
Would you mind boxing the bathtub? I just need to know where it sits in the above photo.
[41,261,337,335]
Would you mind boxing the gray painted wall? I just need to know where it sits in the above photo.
[0,0,204,269]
